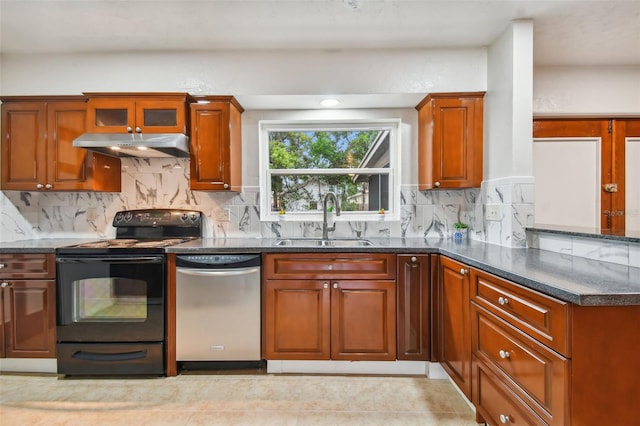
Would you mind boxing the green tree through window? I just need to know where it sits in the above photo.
[260,119,400,220]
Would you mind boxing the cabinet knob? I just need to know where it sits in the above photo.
[45,183,53,189]
[434,181,441,188]
[499,350,510,359]
[327,265,333,270]
[459,268,468,275]
[499,414,510,424]
[135,127,142,133]
[126,126,133,133]
[333,283,338,289]
[223,183,229,189]
[0,263,6,269]
[498,296,509,306]
[36,183,44,189]
[323,282,329,289]
[1,282,8,288]
[411,256,417,263]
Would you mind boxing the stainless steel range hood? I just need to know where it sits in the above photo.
[73,133,190,158]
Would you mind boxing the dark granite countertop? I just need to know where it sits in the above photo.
[2,237,639,306]
[0,238,96,253]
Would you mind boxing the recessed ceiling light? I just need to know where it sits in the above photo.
[320,98,340,107]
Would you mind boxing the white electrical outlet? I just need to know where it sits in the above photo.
[486,204,502,221]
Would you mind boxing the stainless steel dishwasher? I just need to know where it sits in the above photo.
[175,254,261,367]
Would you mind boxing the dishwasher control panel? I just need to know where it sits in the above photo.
[175,254,260,269]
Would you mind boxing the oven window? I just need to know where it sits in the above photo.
[73,278,147,322]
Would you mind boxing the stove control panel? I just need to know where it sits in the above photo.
[113,209,202,227]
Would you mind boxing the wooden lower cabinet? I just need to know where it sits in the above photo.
[436,256,472,398]
[396,254,430,360]
[331,280,396,360]
[473,359,548,425]
[471,303,568,425]
[262,253,396,361]
[0,253,57,358]
[570,304,640,425]
[263,279,331,359]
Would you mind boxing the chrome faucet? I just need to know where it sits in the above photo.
[322,192,341,240]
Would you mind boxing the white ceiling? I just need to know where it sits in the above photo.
[1,0,639,67]
[1,0,638,109]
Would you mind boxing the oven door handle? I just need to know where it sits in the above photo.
[72,349,148,362]
[57,256,164,264]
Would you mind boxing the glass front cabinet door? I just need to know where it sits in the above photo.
[85,93,191,134]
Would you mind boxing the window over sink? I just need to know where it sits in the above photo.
[259,119,400,221]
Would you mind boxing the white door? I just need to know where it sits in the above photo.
[626,137,640,233]
[533,137,601,229]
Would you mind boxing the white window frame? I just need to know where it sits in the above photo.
[259,118,401,222]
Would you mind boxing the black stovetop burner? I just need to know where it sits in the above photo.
[58,209,203,254]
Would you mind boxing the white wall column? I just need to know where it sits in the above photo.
[483,20,535,247]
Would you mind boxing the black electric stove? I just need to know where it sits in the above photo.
[58,209,203,255]
[55,209,203,376]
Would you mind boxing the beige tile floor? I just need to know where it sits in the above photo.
[0,373,479,425]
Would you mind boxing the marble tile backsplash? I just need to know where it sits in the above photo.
[1,158,533,248]
[527,231,640,268]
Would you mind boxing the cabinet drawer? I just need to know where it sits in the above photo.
[472,304,568,425]
[470,268,570,357]
[473,359,549,426]
[263,253,396,280]
[0,253,55,279]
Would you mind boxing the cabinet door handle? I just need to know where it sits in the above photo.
[0,263,6,269]
[323,282,329,289]
[135,127,142,133]
[36,183,44,189]
[459,268,468,275]
[1,282,9,288]
[45,183,53,189]
[499,350,510,359]
[333,283,338,289]
[499,414,510,424]
[434,181,441,187]
[126,126,133,133]
[498,296,509,306]
[223,183,229,189]
[411,256,417,263]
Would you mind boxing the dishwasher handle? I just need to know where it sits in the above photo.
[177,266,260,278]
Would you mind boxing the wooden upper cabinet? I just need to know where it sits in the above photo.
[1,96,121,192]
[189,96,243,191]
[416,92,485,190]
[84,92,191,134]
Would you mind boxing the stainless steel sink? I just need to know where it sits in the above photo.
[273,238,374,247]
